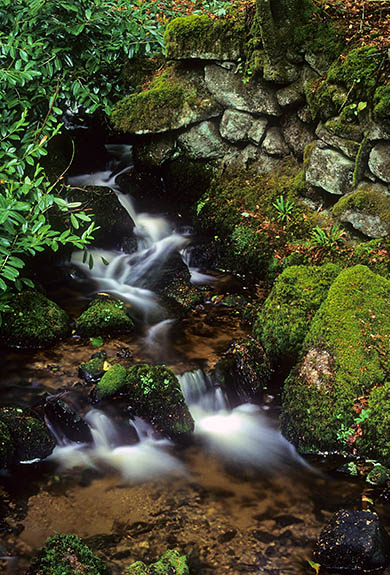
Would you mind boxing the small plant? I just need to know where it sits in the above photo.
[310,224,344,250]
[272,196,294,225]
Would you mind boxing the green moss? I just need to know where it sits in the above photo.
[75,295,134,338]
[125,364,194,439]
[293,17,345,62]
[126,549,189,575]
[349,239,390,278]
[328,46,384,100]
[0,407,55,464]
[95,364,127,400]
[164,14,245,60]
[196,159,315,279]
[281,266,390,455]
[162,277,203,312]
[254,263,340,365]
[358,383,390,465]
[110,65,202,134]
[325,117,363,141]
[123,55,165,92]
[333,188,390,235]
[1,289,70,349]
[305,78,346,121]
[373,84,390,122]
[28,534,108,575]
[366,463,390,486]
[79,353,107,384]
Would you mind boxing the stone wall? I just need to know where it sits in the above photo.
[111,15,390,240]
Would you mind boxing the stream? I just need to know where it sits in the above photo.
[1,143,390,574]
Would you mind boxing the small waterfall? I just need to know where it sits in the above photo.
[181,247,218,286]
[50,409,185,481]
[178,369,303,471]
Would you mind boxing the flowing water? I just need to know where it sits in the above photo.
[1,144,390,574]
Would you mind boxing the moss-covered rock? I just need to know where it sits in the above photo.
[164,14,245,61]
[0,289,70,349]
[79,351,108,384]
[333,187,390,239]
[0,407,55,465]
[281,266,390,457]
[374,84,390,123]
[95,363,127,400]
[254,263,340,365]
[75,295,134,338]
[357,382,390,466]
[111,64,221,135]
[27,533,108,575]
[126,549,189,575]
[0,420,15,469]
[125,364,194,440]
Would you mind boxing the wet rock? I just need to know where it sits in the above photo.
[0,407,55,466]
[276,80,305,108]
[281,113,315,159]
[127,549,189,575]
[151,252,191,294]
[219,109,254,143]
[333,186,390,239]
[75,295,135,338]
[313,510,390,572]
[133,136,176,169]
[79,351,107,385]
[262,127,290,157]
[247,117,268,145]
[204,64,281,116]
[27,533,108,575]
[366,121,390,141]
[44,399,93,443]
[369,143,390,183]
[178,120,232,160]
[215,338,272,404]
[305,143,355,195]
[0,289,70,349]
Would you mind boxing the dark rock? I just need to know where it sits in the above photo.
[44,399,93,444]
[313,509,390,572]
[79,351,107,384]
[218,529,237,543]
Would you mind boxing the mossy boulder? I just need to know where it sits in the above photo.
[126,364,194,440]
[0,289,70,349]
[111,64,221,135]
[95,363,127,400]
[79,351,108,384]
[281,266,390,457]
[374,84,390,123]
[0,407,55,466]
[333,187,390,238]
[164,14,245,61]
[357,382,390,466]
[126,549,189,575]
[254,263,340,365]
[27,534,108,575]
[75,295,134,338]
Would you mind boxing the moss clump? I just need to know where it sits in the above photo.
[75,295,134,338]
[333,188,390,236]
[325,117,363,142]
[0,407,55,464]
[79,352,107,384]
[28,534,108,575]
[111,65,207,135]
[293,16,345,63]
[126,364,194,439]
[95,364,127,400]
[254,263,340,365]
[164,14,245,61]
[366,462,390,486]
[349,239,390,279]
[281,266,390,455]
[305,78,346,122]
[1,289,70,349]
[374,85,390,122]
[123,55,165,92]
[196,160,316,279]
[357,383,390,466]
[126,549,189,575]
[327,46,384,100]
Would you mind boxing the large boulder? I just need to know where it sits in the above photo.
[0,407,55,467]
[204,64,281,117]
[75,295,135,338]
[27,534,108,575]
[313,510,390,573]
[254,264,340,366]
[333,185,390,238]
[305,142,355,195]
[164,14,245,61]
[219,109,255,144]
[1,289,70,349]
[177,120,232,160]
[111,65,221,135]
[282,266,390,457]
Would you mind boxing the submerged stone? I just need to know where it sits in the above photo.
[75,295,134,338]
[1,289,70,349]
[27,533,108,575]
[313,510,390,573]
[0,407,55,466]
[126,549,189,575]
